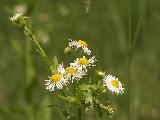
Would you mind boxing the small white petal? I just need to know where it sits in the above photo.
[83,47,91,55]
[45,80,51,85]
[10,13,22,22]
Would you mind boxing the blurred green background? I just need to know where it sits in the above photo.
[0,0,160,120]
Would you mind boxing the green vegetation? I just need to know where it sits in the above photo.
[0,0,160,120]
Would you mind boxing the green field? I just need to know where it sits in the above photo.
[0,0,160,120]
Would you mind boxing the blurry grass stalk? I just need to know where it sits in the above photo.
[83,0,91,14]
[128,0,132,119]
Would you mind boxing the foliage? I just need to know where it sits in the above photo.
[9,13,124,119]
[0,0,160,120]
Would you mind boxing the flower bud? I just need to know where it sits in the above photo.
[97,71,105,77]
[64,47,71,54]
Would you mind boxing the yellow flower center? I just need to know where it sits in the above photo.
[79,57,89,65]
[78,40,88,47]
[111,80,119,88]
[66,67,77,74]
[51,73,61,83]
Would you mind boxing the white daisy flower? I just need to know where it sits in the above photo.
[69,39,91,55]
[45,64,68,91]
[65,66,87,83]
[103,75,124,95]
[10,13,22,22]
[70,56,96,72]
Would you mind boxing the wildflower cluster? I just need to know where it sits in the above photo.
[10,13,125,119]
[44,39,124,95]
[44,39,124,118]
[45,40,96,91]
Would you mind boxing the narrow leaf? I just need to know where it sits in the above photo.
[58,95,76,103]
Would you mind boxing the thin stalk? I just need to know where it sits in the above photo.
[24,26,52,72]
[77,108,82,120]
[128,0,132,119]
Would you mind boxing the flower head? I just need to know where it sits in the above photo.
[70,56,96,72]
[10,13,22,22]
[65,66,86,83]
[69,39,91,55]
[79,57,89,65]
[78,40,88,47]
[10,13,29,29]
[103,75,124,95]
[66,66,77,75]
[51,73,61,83]
[45,64,68,91]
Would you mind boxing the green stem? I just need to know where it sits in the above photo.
[77,108,82,120]
[24,26,52,72]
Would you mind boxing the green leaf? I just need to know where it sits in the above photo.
[53,56,58,67]
[62,109,75,120]
[79,84,96,91]
[100,104,113,116]
[94,85,106,95]
[50,56,58,73]
[58,95,76,103]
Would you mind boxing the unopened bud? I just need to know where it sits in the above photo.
[97,71,105,77]
[64,47,71,54]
